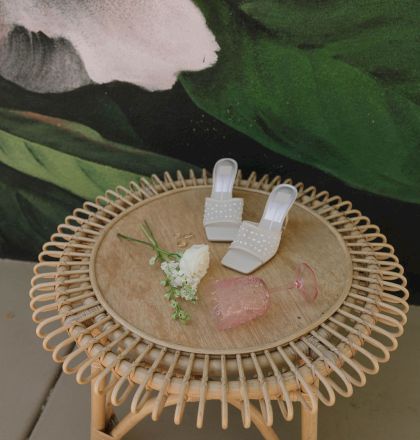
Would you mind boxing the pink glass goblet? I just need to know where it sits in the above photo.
[286,262,319,302]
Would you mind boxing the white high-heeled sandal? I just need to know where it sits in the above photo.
[203,158,243,242]
[222,184,297,273]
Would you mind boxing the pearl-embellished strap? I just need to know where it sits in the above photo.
[203,198,244,226]
[229,221,281,262]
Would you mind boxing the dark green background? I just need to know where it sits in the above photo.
[0,0,419,301]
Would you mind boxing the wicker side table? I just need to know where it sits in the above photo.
[30,170,409,440]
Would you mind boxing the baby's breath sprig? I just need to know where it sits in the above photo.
[118,221,201,323]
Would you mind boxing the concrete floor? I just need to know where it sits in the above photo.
[1,258,419,440]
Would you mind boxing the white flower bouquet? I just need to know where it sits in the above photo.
[118,222,209,323]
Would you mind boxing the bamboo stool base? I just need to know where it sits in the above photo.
[90,361,315,440]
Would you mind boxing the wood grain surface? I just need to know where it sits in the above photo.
[91,187,352,354]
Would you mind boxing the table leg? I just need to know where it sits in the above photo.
[110,395,180,438]
[228,400,280,440]
[248,405,279,440]
[301,403,318,440]
[90,362,118,440]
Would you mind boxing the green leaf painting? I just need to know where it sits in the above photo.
[0,163,83,260]
[0,75,140,146]
[0,108,195,200]
[180,0,420,203]
[0,108,195,258]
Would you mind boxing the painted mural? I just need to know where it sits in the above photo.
[0,1,419,292]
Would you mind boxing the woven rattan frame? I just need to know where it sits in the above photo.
[30,169,409,439]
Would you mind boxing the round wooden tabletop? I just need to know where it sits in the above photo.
[30,169,409,430]
[92,186,352,354]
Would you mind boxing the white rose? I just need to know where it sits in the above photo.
[179,244,210,284]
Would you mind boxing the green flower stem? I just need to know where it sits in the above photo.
[139,221,157,246]
[117,231,181,262]
[117,233,153,248]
